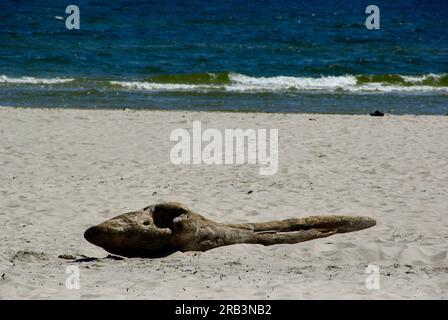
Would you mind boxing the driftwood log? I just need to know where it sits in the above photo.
[84,202,376,258]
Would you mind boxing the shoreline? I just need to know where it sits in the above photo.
[1,105,447,117]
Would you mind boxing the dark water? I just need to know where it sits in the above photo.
[0,0,447,114]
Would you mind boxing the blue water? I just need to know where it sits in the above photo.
[0,0,447,114]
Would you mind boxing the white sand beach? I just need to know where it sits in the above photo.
[0,107,447,299]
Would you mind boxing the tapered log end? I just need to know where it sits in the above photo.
[358,216,376,229]
[317,215,376,233]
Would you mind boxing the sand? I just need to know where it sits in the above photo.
[0,107,447,299]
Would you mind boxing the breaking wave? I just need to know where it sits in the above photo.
[1,73,447,93]
[110,72,448,93]
[0,75,74,84]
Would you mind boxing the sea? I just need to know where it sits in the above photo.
[0,0,447,114]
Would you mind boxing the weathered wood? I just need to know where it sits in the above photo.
[84,202,376,258]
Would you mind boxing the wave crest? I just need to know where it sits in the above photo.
[2,73,447,93]
[110,73,448,93]
[0,75,74,84]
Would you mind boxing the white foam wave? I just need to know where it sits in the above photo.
[227,73,358,91]
[401,73,443,84]
[109,81,216,91]
[0,75,74,84]
[110,73,448,94]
